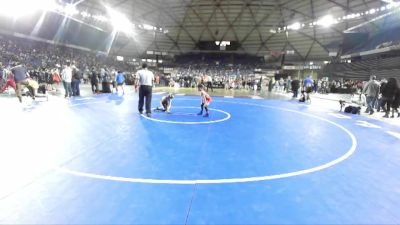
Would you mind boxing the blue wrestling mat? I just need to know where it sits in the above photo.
[0,93,399,224]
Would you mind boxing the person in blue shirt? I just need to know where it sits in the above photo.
[115,71,125,95]
[12,63,34,103]
[303,76,314,103]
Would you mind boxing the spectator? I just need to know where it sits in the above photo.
[291,79,300,98]
[362,75,380,115]
[61,62,73,98]
[90,68,99,94]
[0,73,16,93]
[381,77,399,118]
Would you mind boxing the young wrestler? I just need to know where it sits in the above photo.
[197,84,212,117]
[155,93,174,113]
[115,71,125,94]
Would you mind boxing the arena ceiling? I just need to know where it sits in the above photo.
[75,0,393,61]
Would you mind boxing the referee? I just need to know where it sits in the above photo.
[136,63,154,117]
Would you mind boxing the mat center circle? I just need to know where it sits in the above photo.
[141,106,231,124]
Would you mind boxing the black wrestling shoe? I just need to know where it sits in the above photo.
[203,113,209,117]
[146,113,152,117]
[197,112,203,116]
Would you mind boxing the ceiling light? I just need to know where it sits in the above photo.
[288,22,301,30]
[317,15,336,27]
[65,3,78,15]
[105,6,134,35]
[143,24,154,30]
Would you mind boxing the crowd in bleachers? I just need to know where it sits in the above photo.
[162,65,262,89]
[0,35,138,97]
[1,34,399,118]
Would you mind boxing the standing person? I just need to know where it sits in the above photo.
[136,63,154,117]
[71,66,81,97]
[362,75,380,115]
[11,63,34,103]
[51,68,61,91]
[391,89,400,118]
[206,74,213,92]
[90,68,99,94]
[376,79,387,112]
[381,77,399,118]
[115,71,125,95]
[303,76,314,103]
[291,79,300,98]
[197,84,212,117]
[133,73,139,93]
[286,76,292,93]
[278,78,285,92]
[61,62,73,98]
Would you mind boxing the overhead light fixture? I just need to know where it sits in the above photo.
[317,15,336,27]
[64,3,78,15]
[143,24,154,30]
[105,5,134,35]
[288,22,301,30]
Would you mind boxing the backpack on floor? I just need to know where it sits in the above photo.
[351,106,361,114]
[344,106,353,113]
[344,105,361,114]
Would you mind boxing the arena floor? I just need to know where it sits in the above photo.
[0,90,399,224]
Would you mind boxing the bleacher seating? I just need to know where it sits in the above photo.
[323,56,400,80]
[344,27,400,55]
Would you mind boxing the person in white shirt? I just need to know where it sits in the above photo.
[136,63,154,117]
[61,62,73,98]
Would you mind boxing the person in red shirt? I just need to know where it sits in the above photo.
[0,73,16,94]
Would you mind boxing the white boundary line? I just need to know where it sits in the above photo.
[153,92,166,95]
[58,98,358,184]
[387,131,400,140]
[141,106,231,124]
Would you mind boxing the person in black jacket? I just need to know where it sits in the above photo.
[391,89,400,118]
[90,68,99,94]
[291,79,300,98]
[381,77,399,118]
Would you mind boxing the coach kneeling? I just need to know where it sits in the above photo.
[137,63,154,117]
